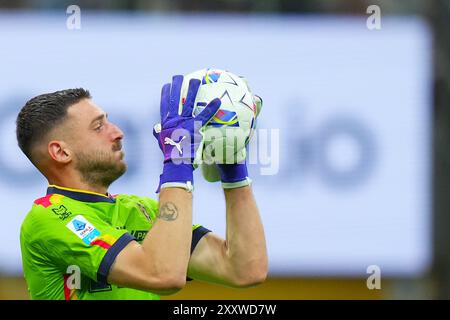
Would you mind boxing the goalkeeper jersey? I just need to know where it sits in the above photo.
[20,185,211,300]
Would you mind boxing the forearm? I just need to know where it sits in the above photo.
[224,186,268,284]
[142,187,193,279]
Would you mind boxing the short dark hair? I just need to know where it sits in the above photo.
[16,88,91,162]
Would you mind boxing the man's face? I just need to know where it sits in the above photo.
[64,99,126,188]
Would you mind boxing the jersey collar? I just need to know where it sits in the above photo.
[46,185,116,203]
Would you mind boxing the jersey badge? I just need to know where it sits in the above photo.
[66,215,101,245]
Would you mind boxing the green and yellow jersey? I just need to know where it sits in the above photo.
[20,185,210,300]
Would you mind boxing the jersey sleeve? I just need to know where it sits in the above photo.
[191,224,211,254]
[24,204,134,284]
[129,195,212,253]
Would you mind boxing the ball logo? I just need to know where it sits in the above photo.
[210,109,239,127]
[203,71,222,84]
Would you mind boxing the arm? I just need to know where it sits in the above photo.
[188,185,268,288]
[108,187,192,295]
[188,93,267,286]
[108,76,220,294]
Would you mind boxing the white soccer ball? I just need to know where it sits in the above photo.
[179,68,258,173]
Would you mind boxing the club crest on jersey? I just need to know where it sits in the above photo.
[66,215,101,245]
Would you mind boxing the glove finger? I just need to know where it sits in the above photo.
[181,78,201,117]
[196,98,222,126]
[169,75,183,116]
[160,83,171,122]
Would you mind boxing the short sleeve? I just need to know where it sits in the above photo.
[26,208,135,283]
[133,197,212,253]
[191,225,211,253]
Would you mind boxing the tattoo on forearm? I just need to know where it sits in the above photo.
[158,202,179,221]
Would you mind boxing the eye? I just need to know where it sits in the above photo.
[94,122,104,132]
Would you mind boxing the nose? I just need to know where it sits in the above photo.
[111,122,124,141]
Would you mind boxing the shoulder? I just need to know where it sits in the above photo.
[21,194,84,238]
[23,194,66,223]
[30,193,78,219]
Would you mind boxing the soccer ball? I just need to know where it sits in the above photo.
[179,68,259,179]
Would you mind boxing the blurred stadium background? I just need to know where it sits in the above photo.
[0,0,449,300]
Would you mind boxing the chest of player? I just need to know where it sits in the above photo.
[82,198,156,243]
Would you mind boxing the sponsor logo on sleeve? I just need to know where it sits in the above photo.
[130,230,148,242]
[66,215,101,245]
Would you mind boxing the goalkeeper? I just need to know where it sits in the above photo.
[17,75,267,300]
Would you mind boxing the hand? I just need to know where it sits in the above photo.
[153,75,221,192]
[204,94,263,189]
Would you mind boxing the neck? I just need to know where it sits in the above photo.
[47,172,108,196]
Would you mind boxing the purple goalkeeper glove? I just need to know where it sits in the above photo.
[153,75,221,192]
[213,95,262,189]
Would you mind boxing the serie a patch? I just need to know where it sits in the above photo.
[66,215,101,245]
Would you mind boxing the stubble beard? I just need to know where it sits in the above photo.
[75,149,127,190]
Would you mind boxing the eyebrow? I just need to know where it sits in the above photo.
[90,113,108,126]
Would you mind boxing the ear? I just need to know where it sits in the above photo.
[48,140,72,164]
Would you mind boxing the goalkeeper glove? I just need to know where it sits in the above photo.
[153,75,221,192]
[202,94,263,189]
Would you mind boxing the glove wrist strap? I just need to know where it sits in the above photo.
[157,162,194,193]
[217,163,251,189]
